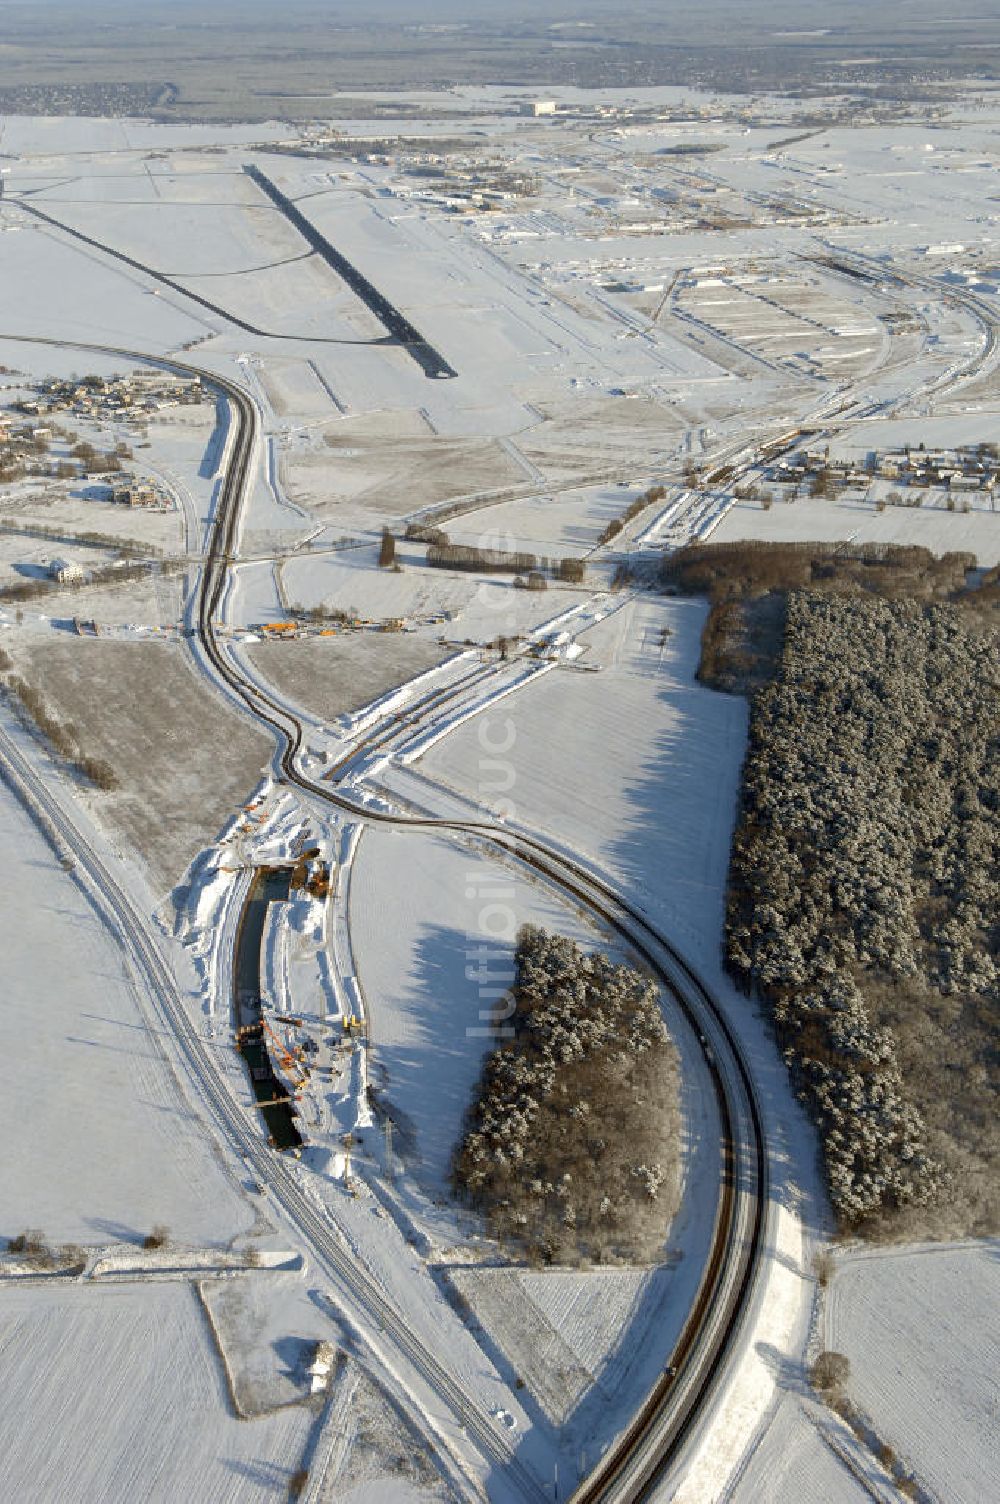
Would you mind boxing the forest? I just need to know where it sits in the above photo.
[725,592,998,1233]
[454,925,681,1264]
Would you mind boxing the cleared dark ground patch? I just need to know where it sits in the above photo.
[8,638,274,890]
[244,634,449,723]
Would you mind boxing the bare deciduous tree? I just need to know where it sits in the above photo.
[810,1351,851,1393]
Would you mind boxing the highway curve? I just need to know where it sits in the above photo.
[0,329,769,1499]
[3,230,996,1498]
[179,261,1000,1489]
[196,366,769,1502]
[11,266,996,1490]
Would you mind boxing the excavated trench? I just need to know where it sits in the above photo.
[232,866,302,1151]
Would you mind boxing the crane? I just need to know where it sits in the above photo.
[261,1017,308,1084]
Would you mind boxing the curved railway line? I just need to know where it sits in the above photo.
[0,717,539,1504]
[3,254,993,1496]
[199,368,771,1504]
[0,331,767,1500]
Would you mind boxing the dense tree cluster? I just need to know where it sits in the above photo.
[727,593,998,1225]
[557,556,586,584]
[454,925,681,1264]
[663,539,988,697]
[662,538,976,606]
[426,542,538,574]
[404,522,449,544]
[377,527,396,567]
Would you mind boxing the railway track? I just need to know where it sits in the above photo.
[0,332,787,1504]
[4,243,994,1494]
[324,657,500,782]
[15,268,991,1495]
[187,259,1000,1490]
[0,331,768,1499]
[0,717,536,1504]
[196,371,771,1503]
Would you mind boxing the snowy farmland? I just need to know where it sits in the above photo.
[0,752,254,1245]
[712,493,1000,567]
[6,638,275,887]
[245,633,449,723]
[825,1243,1000,1504]
[445,1262,688,1441]
[0,1282,312,1503]
[350,827,605,1196]
[266,544,591,643]
[418,596,748,965]
[442,480,650,559]
[283,429,527,520]
[726,1394,874,1504]
[1,60,999,1504]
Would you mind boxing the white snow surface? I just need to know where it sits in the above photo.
[712,493,1000,566]
[726,1394,873,1504]
[349,826,604,1197]
[0,756,252,1247]
[0,1281,311,1502]
[447,1264,673,1429]
[420,594,747,965]
[826,1242,1000,1504]
[4,85,998,1504]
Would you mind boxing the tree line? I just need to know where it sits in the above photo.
[725,592,997,1229]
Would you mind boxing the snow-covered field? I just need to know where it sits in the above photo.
[825,1242,1000,1504]
[245,634,449,723]
[6,638,274,886]
[712,493,1000,566]
[0,1282,311,1502]
[269,544,591,643]
[0,220,208,351]
[349,826,604,1196]
[0,756,253,1245]
[726,1395,873,1504]
[418,595,747,965]
[447,1264,670,1427]
[283,432,526,519]
[443,480,648,559]
[2,71,999,1504]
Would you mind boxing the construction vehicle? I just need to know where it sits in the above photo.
[341,1014,364,1034]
